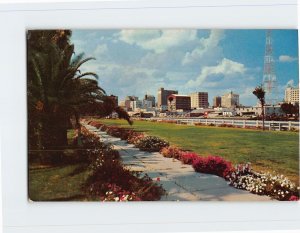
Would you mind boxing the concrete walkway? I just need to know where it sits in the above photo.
[84,124,271,201]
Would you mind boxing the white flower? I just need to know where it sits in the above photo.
[114,197,119,201]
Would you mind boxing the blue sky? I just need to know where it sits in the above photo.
[71,29,298,106]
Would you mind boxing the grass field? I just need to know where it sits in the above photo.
[29,129,92,201]
[97,119,299,184]
[29,164,91,201]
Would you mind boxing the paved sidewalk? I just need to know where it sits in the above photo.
[85,124,271,201]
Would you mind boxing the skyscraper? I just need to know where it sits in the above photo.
[157,87,178,110]
[190,92,208,109]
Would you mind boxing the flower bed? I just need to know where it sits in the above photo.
[227,163,299,201]
[79,126,165,201]
[86,120,299,201]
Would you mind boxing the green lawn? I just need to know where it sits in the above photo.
[29,164,91,201]
[29,129,92,201]
[97,119,299,184]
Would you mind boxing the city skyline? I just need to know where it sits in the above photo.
[71,29,298,106]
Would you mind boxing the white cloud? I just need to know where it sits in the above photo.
[118,29,197,53]
[182,30,224,65]
[185,58,246,88]
[94,44,108,56]
[279,55,298,62]
[286,79,295,87]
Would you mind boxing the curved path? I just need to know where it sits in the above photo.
[84,124,272,201]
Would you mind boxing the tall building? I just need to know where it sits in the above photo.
[144,94,156,107]
[213,96,222,107]
[130,100,142,111]
[157,88,178,110]
[124,96,138,111]
[168,94,191,111]
[190,92,208,109]
[221,91,239,108]
[285,86,299,104]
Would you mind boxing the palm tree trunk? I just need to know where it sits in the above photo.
[262,105,265,131]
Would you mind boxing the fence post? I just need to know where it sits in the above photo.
[279,123,281,131]
[243,120,246,128]
[206,119,208,125]
[288,121,291,131]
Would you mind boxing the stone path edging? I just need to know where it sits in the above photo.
[84,124,272,201]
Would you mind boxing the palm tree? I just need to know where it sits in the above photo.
[253,85,266,131]
[28,30,132,149]
[28,30,105,149]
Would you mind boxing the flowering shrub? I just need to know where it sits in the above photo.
[102,184,141,201]
[160,146,183,159]
[180,152,199,165]
[136,136,169,152]
[87,160,165,201]
[192,155,233,178]
[289,195,299,201]
[227,163,300,201]
[79,125,165,201]
[127,132,145,145]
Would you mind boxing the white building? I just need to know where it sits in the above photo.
[236,105,284,117]
[285,86,299,104]
[130,100,142,112]
[221,91,239,108]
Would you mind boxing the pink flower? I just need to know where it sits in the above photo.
[289,195,299,201]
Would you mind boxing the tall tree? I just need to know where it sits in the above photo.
[253,85,266,131]
[28,30,132,150]
[28,30,105,149]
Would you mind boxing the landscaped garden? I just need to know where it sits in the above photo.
[27,29,299,202]
[27,30,164,202]
[87,118,300,201]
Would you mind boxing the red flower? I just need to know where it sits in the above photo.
[156,177,160,182]
[289,195,299,201]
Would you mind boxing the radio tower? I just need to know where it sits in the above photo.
[262,30,278,105]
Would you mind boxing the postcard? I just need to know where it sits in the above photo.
[27,29,299,202]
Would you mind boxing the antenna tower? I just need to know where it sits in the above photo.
[262,30,278,105]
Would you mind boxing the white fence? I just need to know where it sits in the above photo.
[141,117,299,131]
